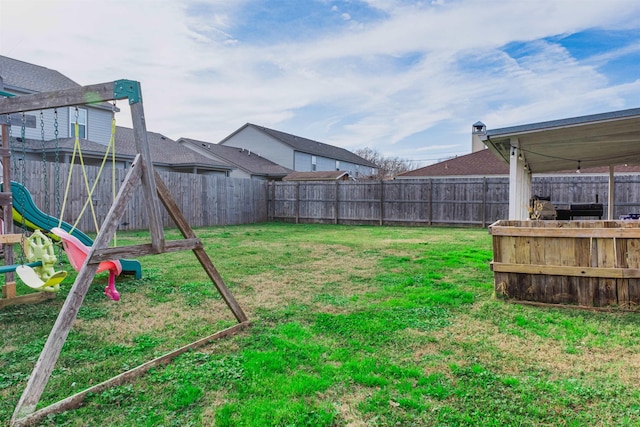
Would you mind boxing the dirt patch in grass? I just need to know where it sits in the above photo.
[73,292,233,344]
[238,244,378,316]
[199,389,229,425]
[327,387,371,427]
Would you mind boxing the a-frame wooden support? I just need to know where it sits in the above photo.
[0,81,249,427]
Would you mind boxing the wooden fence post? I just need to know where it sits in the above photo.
[379,180,384,226]
[482,177,487,227]
[335,181,339,224]
[266,181,272,221]
[428,179,433,226]
[295,182,300,224]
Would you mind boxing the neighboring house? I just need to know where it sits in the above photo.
[1,55,231,176]
[218,123,377,178]
[178,137,291,180]
[283,171,352,181]
[14,129,233,177]
[0,55,115,145]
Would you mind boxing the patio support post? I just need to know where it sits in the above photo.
[508,138,531,220]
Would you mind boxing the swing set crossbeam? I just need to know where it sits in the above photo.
[0,80,139,115]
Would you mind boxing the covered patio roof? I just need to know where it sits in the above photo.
[478,108,640,220]
[482,108,640,174]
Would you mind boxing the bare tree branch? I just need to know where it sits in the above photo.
[354,147,417,179]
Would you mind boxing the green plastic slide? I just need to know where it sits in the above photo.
[2,181,142,279]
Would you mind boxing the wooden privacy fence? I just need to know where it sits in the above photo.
[13,160,268,232]
[268,176,640,227]
[268,178,509,226]
[12,163,640,230]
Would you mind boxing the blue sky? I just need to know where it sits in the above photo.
[1,0,639,166]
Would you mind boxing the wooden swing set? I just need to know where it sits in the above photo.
[0,80,249,427]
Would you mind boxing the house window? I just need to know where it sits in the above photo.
[311,155,317,171]
[336,160,340,171]
[69,107,87,139]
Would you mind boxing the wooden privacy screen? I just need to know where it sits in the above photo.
[490,220,640,309]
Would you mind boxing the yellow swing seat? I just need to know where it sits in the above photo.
[16,266,66,292]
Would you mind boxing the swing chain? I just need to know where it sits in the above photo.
[40,111,45,140]
[54,109,61,217]
[8,114,14,174]
[18,113,28,265]
[41,111,49,213]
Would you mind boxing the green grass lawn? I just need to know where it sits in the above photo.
[2,223,640,426]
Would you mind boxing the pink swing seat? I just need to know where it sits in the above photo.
[50,227,123,301]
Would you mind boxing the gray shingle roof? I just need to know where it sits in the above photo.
[225,123,377,168]
[20,127,233,170]
[0,56,80,94]
[283,171,351,181]
[114,128,233,169]
[179,137,292,177]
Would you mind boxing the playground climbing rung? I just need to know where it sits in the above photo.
[0,261,42,274]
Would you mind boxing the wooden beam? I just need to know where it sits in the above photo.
[491,261,640,279]
[11,321,250,427]
[0,234,24,244]
[489,225,640,238]
[130,101,165,253]
[0,191,12,205]
[90,238,202,263]
[0,114,37,128]
[1,281,16,299]
[0,291,56,309]
[0,82,126,115]
[154,172,248,323]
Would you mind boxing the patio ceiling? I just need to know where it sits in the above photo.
[481,108,640,174]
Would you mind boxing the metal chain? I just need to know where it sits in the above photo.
[8,114,16,185]
[18,113,27,264]
[41,111,49,213]
[20,113,27,196]
[54,109,61,220]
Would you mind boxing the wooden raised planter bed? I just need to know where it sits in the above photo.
[489,220,640,310]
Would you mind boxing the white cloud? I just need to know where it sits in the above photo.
[1,0,638,162]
